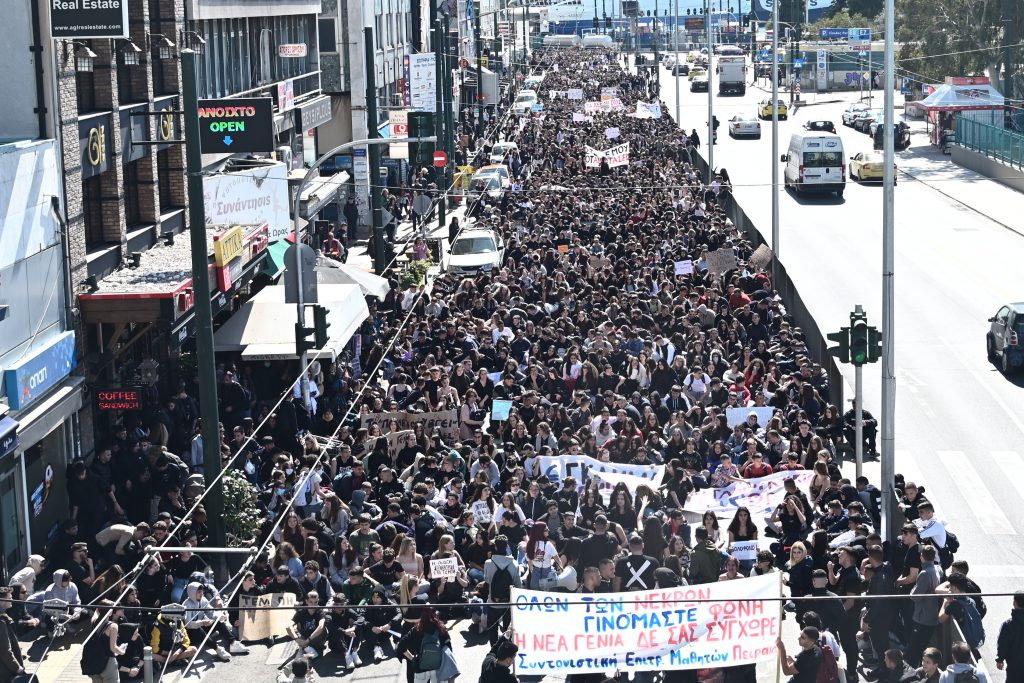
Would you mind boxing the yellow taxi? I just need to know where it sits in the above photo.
[687,50,700,63]
[757,98,788,120]
[688,67,707,81]
[848,151,897,183]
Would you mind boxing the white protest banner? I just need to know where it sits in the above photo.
[360,410,459,443]
[706,247,738,275]
[731,540,759,561]
[592,470,661,505]
[568,88,584,100]
[605,127,621,139]
[538,454,663,495]
[511,574,781,673]
[608,98,626,112]
[584,101,602,114]
[238,593,297,642]
[362,430,415,458]
[635,100,664,119]
[472,500,494,524]
[748,244,773,269]
[674,260,694,276]
[584,145,603,168]
[725,406,775,428]
[600,86,619,99]
[492,399,514,421]
[430,556,459,579]
[684,470,815,516]
[605,142,629,167]
[572,112,591,122]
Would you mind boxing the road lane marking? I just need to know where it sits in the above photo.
[939,338,1024,437]
[937,450,1016,535]
[989,451,1024,503]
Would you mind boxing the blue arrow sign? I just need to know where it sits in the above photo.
[223,135,234,146]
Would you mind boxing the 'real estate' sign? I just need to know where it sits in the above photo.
[50,0,129,38]
[197,98,274,154]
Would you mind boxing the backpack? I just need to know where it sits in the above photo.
[489,561,516,602]
[945,531,960,553]
[953,668,980,683]
[80,625,113,675]
[957,597,985,649]
[816,638,840,683]
[418,629,443,671]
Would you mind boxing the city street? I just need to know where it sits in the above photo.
[659,56,1024,672]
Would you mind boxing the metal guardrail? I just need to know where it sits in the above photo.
[955,115,1024,171]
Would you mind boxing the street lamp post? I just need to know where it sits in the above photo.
[706,0,713,181]
[771,0,779,261]
[881,0,897,543]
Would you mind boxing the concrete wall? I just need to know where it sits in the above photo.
[0,0,39,140]
[952,145,1024,194]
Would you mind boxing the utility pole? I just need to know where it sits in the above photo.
[435,20,447,230]
[706,0,713,182]
[1002,0,1016,112]
[475,5,483,137]
[675,0,680,127]
[180,50,225,558]
[365,27,386,273]
[771,0,779,261]
[881,0,897,544]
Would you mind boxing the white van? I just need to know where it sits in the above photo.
[781,132,846,197]
[542,34,583,47]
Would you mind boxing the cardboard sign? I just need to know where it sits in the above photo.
[430,556,459,579]
[238,593,297,642]
[472,500,494,524]
[511,574,782,672]
[572,112,593,122]
[731,540,759,561]
[725,406,775,428]
[605,127,621,139]
[674,260,694,276]
[568,88,584,100]
[706,248,738,275]
[748,244,773,269]
[360,410,459,443]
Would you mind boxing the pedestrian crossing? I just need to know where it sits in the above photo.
[895,449,1021,537]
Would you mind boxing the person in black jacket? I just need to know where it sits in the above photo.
[396,607,451,683]
[996,590,1024,680]
[361,586,398,663]
[479,632,519,683]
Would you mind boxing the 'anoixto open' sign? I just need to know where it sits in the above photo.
[197,98,274,154]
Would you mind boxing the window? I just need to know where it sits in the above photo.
[319,19,336,53]
[83,176,105,247]
[802,152,842,168]
[76,71,97,113]
[157,149,179,211]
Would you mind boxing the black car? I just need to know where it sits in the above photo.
[672,63,690,76]
[803,120,836,134]
[690,77,709,92]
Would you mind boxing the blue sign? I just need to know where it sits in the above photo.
[3,331,77,410]
[818,27,871,41]
[531,103,545,112]
[793,59,804,68]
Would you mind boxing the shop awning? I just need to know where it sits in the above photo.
[298,172,350,219]
[315,258,391,298]
[915,82,1005,111]
[213,283,368,361]
[262,240,290,280]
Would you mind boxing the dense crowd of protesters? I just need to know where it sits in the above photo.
[0,46,1011,683]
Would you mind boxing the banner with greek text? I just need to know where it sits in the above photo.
[511,574,782,673]
[359,410,459,443]
[683,470,815,516]
[537,454,663,496]
[584,142,629,168]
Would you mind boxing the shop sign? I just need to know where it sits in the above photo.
[216,255,245,291]
[197,98,274,154]
[79,114,112,179]
[277,79,295,112]
[295,96,332,131]
[3,331,77,410]
[213,225,245,266]
[50,0,128,38]
[278,43,307,58]
[203,163,290,242]
[0,417,18,460]
[96,388,142,411]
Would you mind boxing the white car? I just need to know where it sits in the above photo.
[489,142,520,165]
[467,164,511,200]
[842,102,869,126]
[728,114,761,139]
[445,229,505,274]
[511,91,538,116]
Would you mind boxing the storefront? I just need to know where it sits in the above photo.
[0,332,82,576]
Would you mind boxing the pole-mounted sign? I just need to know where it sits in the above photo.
[197,98,274,154]
[50,0,129,38]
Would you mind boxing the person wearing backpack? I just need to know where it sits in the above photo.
[81,600,125,683]
[483,536,523,645]
[938,642,991,683]
[939,574,985,654]
[801,612,842,683]
[396,606,451,683]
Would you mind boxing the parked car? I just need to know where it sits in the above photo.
[872,123,912,151]
[803,120,836,134]
[852,110,882,133]
[842,103,870,126]
[758,98,788,120]
[728,114,761,138]
[672,63,690,76]
[987,303,1024,374]
[848,151,897,183]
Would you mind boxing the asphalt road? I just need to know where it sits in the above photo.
[657,56,1024,677]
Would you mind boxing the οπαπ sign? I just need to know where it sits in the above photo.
[50,0,129,38]
[197,98,274,154]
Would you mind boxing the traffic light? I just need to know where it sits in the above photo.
[313,305,331,348]
[826,328,850,364]
[407,111,435,166]
[849,314,869,365]
[867,326,883,364]
[295,319,316,356]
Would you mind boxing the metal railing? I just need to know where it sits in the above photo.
[955,114,1024,170]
